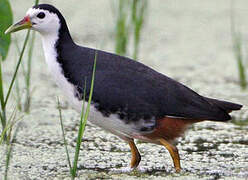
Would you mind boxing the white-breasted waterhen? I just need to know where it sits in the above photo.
[5,4,242,172]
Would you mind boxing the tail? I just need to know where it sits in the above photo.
[205,97,242,114]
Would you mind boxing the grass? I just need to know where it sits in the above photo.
[0,1,40,179]
[114,0,148,60]
[14,30,36,113]
[0,29,31,142]
[24,30,36,112]
[115,0,130,57]
[3,112,20,180]
[0,59,6,133]
[0,104,22,180]
[58,52,97,179]
[230,0,247,89]
[0,25,29,180]
[131,0,148,60]
[58,98,72,172]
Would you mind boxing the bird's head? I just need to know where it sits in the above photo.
[5,4,65,35]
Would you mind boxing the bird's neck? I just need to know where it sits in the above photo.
[40,25,79,107]
[41,24,74,69]
[41,32,59,71]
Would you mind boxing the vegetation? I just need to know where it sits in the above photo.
[0,0,247,179]
[131,0,148,60]
[115,0,130,57]
[0,0,39,179]
[58,53,97,179]
[114,0,148,60]
[14,30,36,113]
[0,0,13,137]
[230,1,247,89]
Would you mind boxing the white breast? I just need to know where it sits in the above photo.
[41,34,81,110]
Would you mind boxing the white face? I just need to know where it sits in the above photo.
[26,8,60,35]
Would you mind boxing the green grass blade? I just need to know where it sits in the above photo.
[4,144,12,180]
[23,30,36,113]
[0,123,11,145]
[71,81,86,178]
[131,0,147,60]
[4,30,31,108]
[0,107,18,145]
[23,0,39,112]
[0,58,7,138]
[71,52,97,178]
[13,32,27,111]
[12,0,39,113]
[235,37,247,89]
[115,0,130,56]
[14,77,22,111]
[82,53,97,132]
[1,111,23,146]
[25,31,36,96]
[13,39,23,110]
[230,1,247,89]
[232,33,247,89]
[4,121,20,180]
[0,60,5,110]
[57,97,72,173]
[0,112,3,125]
[6,107,18,143]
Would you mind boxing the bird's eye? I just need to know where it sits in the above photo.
[37,12,45,19]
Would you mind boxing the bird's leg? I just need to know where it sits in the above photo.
[159,138,181,172]
[128,140,141,169]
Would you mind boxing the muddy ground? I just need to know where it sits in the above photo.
[1,0,248,179]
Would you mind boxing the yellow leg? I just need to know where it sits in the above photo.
[159,138,181,172]
[128,140,141,169]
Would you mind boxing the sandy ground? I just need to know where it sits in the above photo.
[1,0,248,179]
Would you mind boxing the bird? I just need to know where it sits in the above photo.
[5,4,242,172]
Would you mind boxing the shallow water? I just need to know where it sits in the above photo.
[1,0,248,179]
